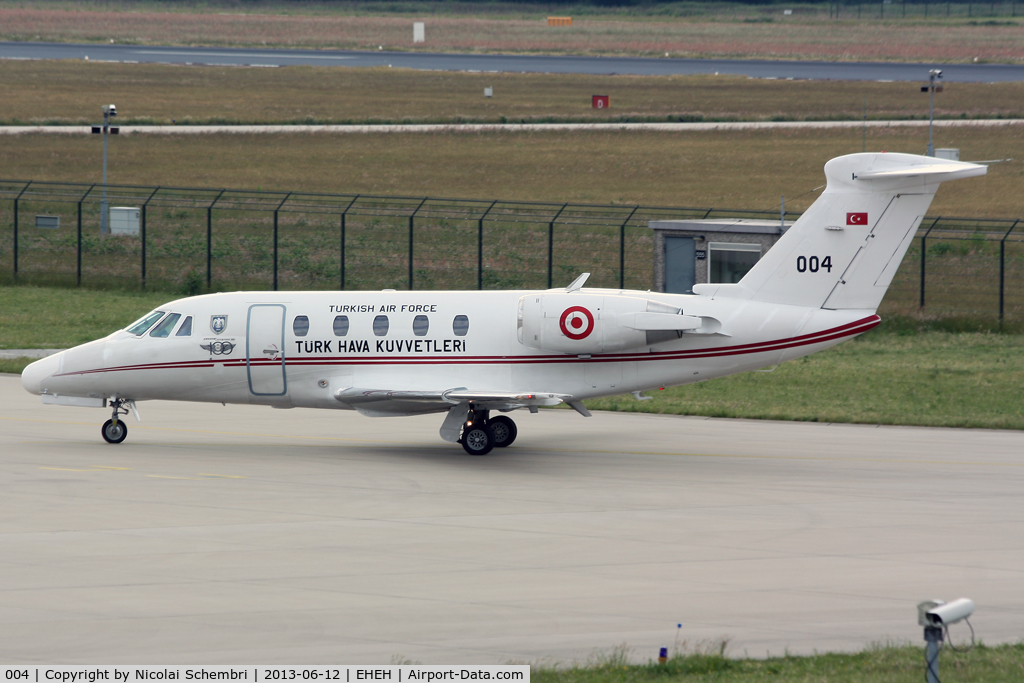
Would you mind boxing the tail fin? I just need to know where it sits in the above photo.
[694,153,986,310]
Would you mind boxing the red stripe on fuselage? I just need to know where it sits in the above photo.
[53,315,880,376]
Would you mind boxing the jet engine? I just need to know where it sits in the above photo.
[517,293,720,354]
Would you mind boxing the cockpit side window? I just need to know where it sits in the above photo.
[150,313,182,338]
[175,316,193,337]
[126,310,166,336]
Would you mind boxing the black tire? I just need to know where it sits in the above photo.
[488,415,517,448]
[101,419,128,444]
[461,423,494,456]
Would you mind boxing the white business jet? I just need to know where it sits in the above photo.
[22,153,985,454]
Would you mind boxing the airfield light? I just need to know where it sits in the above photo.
[922,70,943,156]
[92,104,120,233]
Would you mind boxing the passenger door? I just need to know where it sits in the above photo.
[247,304,287,396]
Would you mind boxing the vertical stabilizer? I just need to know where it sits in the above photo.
[695,153,986,311]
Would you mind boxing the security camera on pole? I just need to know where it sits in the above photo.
[917,598,975,683]
[921,70,943,157]
[92,104,119,233]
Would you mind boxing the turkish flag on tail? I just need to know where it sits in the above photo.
[847,212,868,225]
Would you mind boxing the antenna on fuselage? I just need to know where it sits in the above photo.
[565,272,590,293]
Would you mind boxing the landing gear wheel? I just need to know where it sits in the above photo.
[461,423,495,456]
[488,415,517,448]
[101,419,128,444]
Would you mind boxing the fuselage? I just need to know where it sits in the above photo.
[22,287,878,414]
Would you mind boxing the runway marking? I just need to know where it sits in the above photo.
[198,473,246,478]
[38,466,104,472]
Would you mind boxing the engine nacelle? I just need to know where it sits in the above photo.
[517,293,716,354]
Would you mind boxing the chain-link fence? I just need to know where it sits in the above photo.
[0,180,1020,321]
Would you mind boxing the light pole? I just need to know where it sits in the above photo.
[92,104,119,233]
[922,70,942,157]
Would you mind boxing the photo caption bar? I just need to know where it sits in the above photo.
[0,667,529,683]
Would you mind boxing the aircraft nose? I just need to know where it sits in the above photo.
[21,353,61,395]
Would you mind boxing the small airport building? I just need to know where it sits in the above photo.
[650,218,794,294]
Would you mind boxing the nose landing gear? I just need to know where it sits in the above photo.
[459,410,518,455]
[101,398,132,444]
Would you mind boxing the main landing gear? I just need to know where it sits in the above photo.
[101,398,131,444]
[459,410,518,456]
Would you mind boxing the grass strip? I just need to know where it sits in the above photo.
[0,286,171,349]
[582,326,1024,430]
[535,642,1024,683]
[3,62,1023,128]
[2,127,1020,216]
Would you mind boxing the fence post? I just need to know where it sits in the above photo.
[141,204,147,288]
[478,200,497,290]
[409,198,427,291]
[207,206,213,289]
[339,195,358,292]
[271,193,291,292]
[548,203,569,289]
[1001,220,1019,321]
[77,202,82,286]
[207,189,225,291]
[619,206,639,290]
[140,187,159,290]
[920,217,941,309]
[1000,238,1005,321]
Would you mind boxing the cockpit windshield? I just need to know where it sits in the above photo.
[149,313,182,338]
[125,310,166,336]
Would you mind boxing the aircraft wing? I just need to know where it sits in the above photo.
[334,386,569,415]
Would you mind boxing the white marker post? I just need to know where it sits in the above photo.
[413,22,425,43]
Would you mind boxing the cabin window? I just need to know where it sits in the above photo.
[175,316,193,337]
[150,313,182,338]
[333,315,349,336]
[412,314,429,336]
[373,315,390,336]
[126,310,166,336]
[453,315,469,336]
[293,315,310,337]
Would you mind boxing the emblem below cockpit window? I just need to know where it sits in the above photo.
[210,315,228,335]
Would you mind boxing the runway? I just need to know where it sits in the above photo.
[3,41,1023,82]
[2,119,1023,136]
[1,374,1022,664]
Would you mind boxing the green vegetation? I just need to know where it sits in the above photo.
[4,62,1024,126]
[535,642,1024,683]
[582,324,1024,430]
[2,126,1020,216]
[0,285,170,348]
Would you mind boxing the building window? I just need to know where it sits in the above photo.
[333,315,349,336]
[708,242,761,284]
[412,314,429,336]
[373,315,389,336]
[293,315,310,337]
[452,315,469,336]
